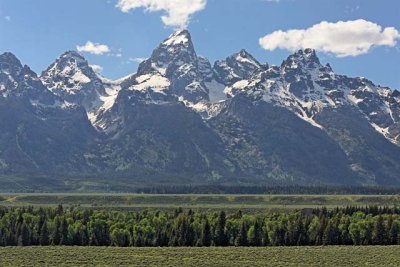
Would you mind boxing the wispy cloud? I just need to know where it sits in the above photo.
[76,41,111,55]
[345,5,361,14]
[90,64,103,73]
[259,19,400,57]
[129,57,147,63]
[116,0,207,29]
[4,16,11,22]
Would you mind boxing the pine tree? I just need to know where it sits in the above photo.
[262,227,270,246]
[372,216,386,245]
[248,220,262,246]
[200,219,212,247]
[18,223,30,246]
[214,211,228,246]
[51,217,61,245]
[81,228,89,246]
[389,222,399,245]
[235,222,248,246]
[56,204,63,216]
[322,221,334,245]
[59,217,69,245]
[39,222,49,246]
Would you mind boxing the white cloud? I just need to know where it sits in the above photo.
[90,64,103,73]
[4,16,11,21]
[259,19,400,57]
[76,41,111,55]
[129,57,147,63]
[116,0,207,29]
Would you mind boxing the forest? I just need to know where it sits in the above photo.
[0,205,399,247]
[82,185,400,195]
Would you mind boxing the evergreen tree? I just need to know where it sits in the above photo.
[51,217,61,246]
[389,222,399,245]
[372,216,386,245]
[56,204,63,216]
[200,219,212,247]
[248,220,262,246]
[322,221,334,245]
[81,228,89,246]
[18,223,30,246]
[214,211,228,246]
[235,222,248,246]
[39,222,49,246]
[59,217,69,245]
[262,226,270,246]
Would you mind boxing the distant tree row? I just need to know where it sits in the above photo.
[0,205,400,247]
[113,185,400,195]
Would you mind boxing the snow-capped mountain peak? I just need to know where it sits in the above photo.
[41,50,107,109]
[2,31,400,186]
[123,30,212,105]
[162,29,191,46]
[214,49,267,86]
[0,52,24,75]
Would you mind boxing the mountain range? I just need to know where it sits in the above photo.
[1,30,399,191]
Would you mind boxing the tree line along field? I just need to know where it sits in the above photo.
[1,194,400,266]
[1,206,400,247]
[1,193,400,211]
[0,246,399,267]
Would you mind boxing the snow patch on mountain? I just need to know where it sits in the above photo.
[163,31,190,46]
[130,74,170,94]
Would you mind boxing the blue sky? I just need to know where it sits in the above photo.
[0,0,399,89]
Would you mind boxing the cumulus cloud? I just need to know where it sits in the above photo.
[116,0,207,29]
[76,41,111,55]
[259,19,400,57]
[90,64,103,73]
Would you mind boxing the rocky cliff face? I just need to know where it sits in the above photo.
[1,30,400,188]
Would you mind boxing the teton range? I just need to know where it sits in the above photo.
[1,30,399,189]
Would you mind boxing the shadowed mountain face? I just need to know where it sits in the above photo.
[0,53,98,176]
[0,30,400,189]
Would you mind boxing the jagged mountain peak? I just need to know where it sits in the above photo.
[162,30,192,46]
[2,30,400,187]
[127,30,212,104]
[40,50,106,111]
[62,50,82,56]
[294,48,319,60]
[392,89,400,98]
[282,48,321,70]
[41,50,100,87]
[0,52,22,65]
[0,52,24,75]
[0,52,69,107]
[237,49,258,61]
[0,52,41,89]
[214,49,266,86]
[137,30,198,77]
[60,50,85,59]
[42,50,92,75]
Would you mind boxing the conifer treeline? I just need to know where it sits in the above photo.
[125,185,400,195]
[0,206,399,247]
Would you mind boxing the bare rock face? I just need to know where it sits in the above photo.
[1,29,400,188]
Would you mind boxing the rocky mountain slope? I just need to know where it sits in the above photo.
[0,30,399,189]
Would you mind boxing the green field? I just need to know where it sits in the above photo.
[0,246,399,266]
[0,193,399,211]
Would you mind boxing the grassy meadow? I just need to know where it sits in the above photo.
[0,193,399,211]
[0,246,399,267]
